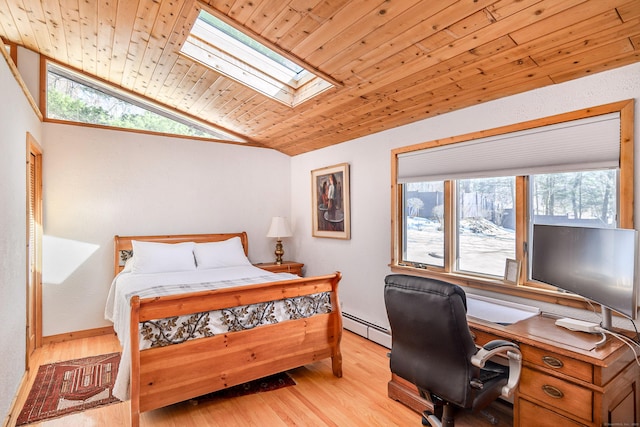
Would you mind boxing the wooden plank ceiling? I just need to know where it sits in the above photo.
[0,0,639,155]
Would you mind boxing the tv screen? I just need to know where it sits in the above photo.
[531,224,638,320]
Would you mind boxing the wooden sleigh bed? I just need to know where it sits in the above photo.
[108,232,342,427]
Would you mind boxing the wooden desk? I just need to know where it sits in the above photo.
[388,315,640,426]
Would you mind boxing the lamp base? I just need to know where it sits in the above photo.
[274,239,284,265]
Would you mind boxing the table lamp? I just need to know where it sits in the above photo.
[266,216,292,264]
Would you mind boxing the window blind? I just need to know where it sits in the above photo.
[397,113,620,183]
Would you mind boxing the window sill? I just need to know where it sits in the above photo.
[389,264,588,311]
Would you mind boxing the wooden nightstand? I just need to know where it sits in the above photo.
[255,261,304,276]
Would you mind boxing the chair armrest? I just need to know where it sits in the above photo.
[471,340,520,367]
[471,339,522,398]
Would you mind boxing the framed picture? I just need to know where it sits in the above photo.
[311,163,350,239]
[504,258,521,285]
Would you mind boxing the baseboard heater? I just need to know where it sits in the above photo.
[342,312,392,349]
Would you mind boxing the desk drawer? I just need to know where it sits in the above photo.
[521,344,592,382]
[518,398,585,427]
[520,366,592,422]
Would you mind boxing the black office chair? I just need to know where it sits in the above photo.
[384,274,522,427]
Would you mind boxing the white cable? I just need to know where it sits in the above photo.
[595,327,640,367]
[594,332,607,348]
[599,327,640,348]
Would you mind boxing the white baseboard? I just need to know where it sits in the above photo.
[368,327,392,348]
[343,312,391,349]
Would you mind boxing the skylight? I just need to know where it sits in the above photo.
[181,10,334,107]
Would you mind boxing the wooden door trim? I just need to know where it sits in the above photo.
[26,132,43,367]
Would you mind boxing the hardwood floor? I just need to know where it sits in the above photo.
[8,330,513,426]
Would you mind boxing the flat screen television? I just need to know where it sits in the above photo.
[531,224,638,329]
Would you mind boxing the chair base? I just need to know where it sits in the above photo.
[421,403,502,426]
[422,403,455,427]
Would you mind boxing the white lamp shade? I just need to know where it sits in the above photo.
[266,217,292,238]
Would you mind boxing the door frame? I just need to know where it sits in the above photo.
[26,132,42,367]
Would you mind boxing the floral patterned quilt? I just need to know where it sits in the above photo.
[139,292,331,347]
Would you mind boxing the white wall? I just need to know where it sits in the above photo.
[291,62,640,331]
[41,124,292,336]
[0,55,42,421]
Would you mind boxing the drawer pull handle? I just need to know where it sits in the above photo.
[542,385,564,399]
[542,356,563,369]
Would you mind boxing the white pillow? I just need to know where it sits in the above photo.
[194,237,251,269]
[131,241,196,274]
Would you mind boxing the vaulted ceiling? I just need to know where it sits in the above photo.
[1,0,639,155]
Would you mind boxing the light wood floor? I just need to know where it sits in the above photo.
[8,330,513,426]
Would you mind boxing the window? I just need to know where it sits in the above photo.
[180,10,334,107]
[531,170,617,228]
[457,177,515,276]
[392,101,634,308]
[403,181,444,267]
[45,62,244,142]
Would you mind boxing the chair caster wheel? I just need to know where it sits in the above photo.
[422,411,434,426]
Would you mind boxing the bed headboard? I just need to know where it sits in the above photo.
[113,232,249,276]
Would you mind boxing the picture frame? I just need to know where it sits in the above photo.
[311,163,350,239]
[504,258,521,285]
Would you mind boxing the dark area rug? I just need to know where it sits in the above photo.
[17,352,121,425]
[190,372,296,404]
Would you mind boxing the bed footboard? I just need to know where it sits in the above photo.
[128,272,342,427]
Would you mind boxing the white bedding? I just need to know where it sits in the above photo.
[105,265,300,401]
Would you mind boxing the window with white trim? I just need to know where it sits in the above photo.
[181,10,334,107]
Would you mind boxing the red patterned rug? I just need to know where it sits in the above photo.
[17,351,295,424]
[17,353,121,425]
